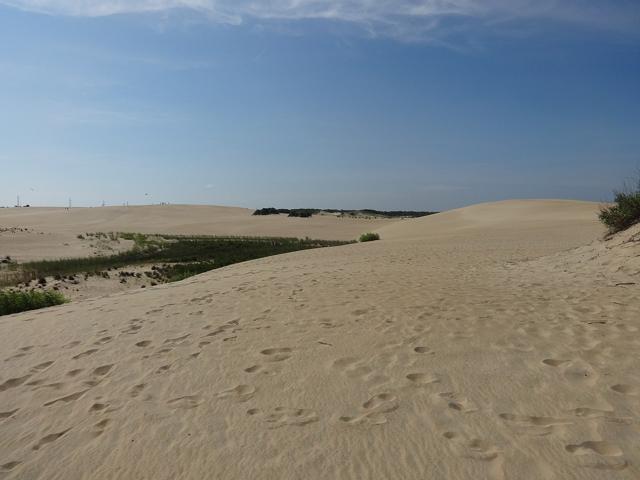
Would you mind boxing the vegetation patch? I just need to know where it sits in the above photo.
[6,234,353,286]
[0,289,67,316]
[599,181,640,234]
[359,232,380,242]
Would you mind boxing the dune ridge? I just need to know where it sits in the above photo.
[1,199,639,479]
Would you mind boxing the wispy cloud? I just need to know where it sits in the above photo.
[1,1,639,41]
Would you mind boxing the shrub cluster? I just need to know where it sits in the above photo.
[599,185,640,234]
[359,232,380,242]
[253,208,290,216]
[287,209,314,218]
[0,289,67,316]
[253,208,316,217]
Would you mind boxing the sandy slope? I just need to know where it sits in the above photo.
[0,205,394,261]
[1,199,639,480]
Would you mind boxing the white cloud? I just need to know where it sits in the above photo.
[1,1,638,40]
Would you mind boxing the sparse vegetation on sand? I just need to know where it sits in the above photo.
[599,179,640,234]
[7,234,353,285]
[359,232,380,242]
[0,289,67,316]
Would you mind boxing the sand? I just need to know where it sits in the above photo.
[0,205,395,262]
[1,199,639,479]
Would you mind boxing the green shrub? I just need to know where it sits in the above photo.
[288,209,314,218]
[359,232,380,242]
[0,289,67,316]
[599,183,640,234]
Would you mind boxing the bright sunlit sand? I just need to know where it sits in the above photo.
[1,199,639,479]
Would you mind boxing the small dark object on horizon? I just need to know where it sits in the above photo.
[253,207,436,218]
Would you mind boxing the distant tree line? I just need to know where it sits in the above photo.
[253,208,437,218]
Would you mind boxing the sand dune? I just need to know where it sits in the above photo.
[0,205,395,261]
[1,199,639,479]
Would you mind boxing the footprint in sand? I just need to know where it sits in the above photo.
[542,358,570,367]
[135,341,151,348]
[44,390,89,407]
[413,346,432,354]
[27,380,63,389]
[438,392,477,413]
[122,324,142,334]
[94,336,113,345]
[332,357,359,370]
[571,407,611,418]
[443,432,502,463]
[89,402,109,412]
[0,375,32,392]
[92,365,114,376]
[91,418,110,437]
[0,409,19,420]
[340,393,399,426]
[163,334,190,346]
[5,352,28,361]
[129,383,146,398]
[218,385,255,402]
[406,373,439,386]
[73,349,98,360]
[167,395,201,409]
[1,461,22,471]
[499,413,572,435]
[260,348,292,362]
[243,364,279,376]
[261,407,319,428]
[31,361,54,372]
[331,356,376,380]
[569,407,631,424]
[33,429,71,450]
[565,441,623,457]
[610,384,639,396]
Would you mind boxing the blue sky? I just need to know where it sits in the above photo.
[0,1,639,211]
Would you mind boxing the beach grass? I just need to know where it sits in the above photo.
[0,289,67,316]
[600,181,640,233]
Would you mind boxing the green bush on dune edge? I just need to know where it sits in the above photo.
[359,232,380,242]
[599,180,640,234]
[0,289,67,316]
